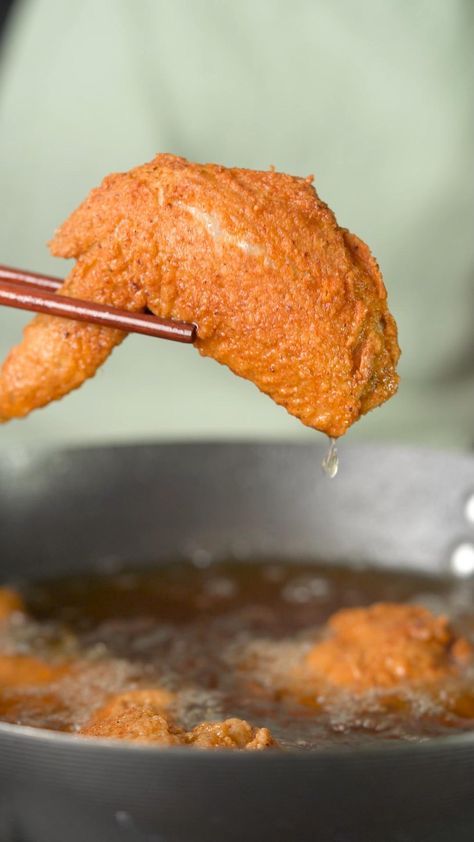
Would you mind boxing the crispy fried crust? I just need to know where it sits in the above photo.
[306,603,472,691]
[0,155,399,436]
[187,718,275,750]
[80,689,182,744]
[80,689,275,749]
[0,655,66,688]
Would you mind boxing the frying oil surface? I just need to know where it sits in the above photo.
[2,562,474,749]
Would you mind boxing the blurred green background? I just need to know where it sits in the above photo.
[0,0,472,450]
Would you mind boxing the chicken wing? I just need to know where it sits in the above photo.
[0,155,400,437]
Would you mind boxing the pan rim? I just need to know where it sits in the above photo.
[1,437,472,458]
[1,440,473,762]
[2,717,474,760]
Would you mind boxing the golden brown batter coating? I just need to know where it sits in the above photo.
[0,588,24,622]
[80,689,183,744]
[306,603,471,691]
[0,155,399,436]
[0,654,65,688]
[0,592,66,716]
[80,688,275,749]
[187,718,275,750]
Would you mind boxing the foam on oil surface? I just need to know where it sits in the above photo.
[1,562,474,748]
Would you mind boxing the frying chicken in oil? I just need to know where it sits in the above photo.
[0,587,24,622]
[0,588,276,749]
[0,155,399,436]
[81,689,275,749]
[2,583,474,743]
[305,603,472,691]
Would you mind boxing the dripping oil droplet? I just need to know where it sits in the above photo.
[321,437,339,479]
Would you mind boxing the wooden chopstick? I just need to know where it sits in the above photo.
[0,265,196,344]
[0,264,62,292]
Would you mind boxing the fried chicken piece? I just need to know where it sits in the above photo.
[80,688,181,744]
[80,688,275,749]
[0,687,67,726]
[0,588,24,622]
[306,603,471,691]
[0,654,71,727]
[187,718,275,750]
[0,155,399,437]
[0,654,65,688]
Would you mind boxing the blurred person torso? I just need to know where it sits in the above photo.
[0,0,472,448]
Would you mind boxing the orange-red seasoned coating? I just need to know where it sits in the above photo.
[80,688,275,749]
[0,588,24,622]
[306,603,471,691]
[0,155,399,436]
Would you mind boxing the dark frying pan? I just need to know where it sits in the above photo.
[0,441,473,842]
